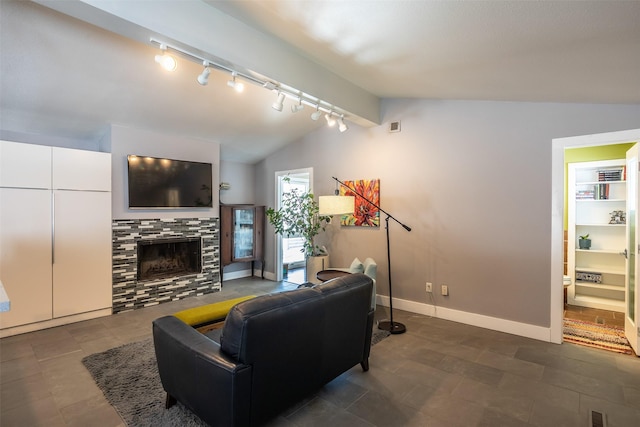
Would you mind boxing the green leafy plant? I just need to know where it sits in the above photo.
[579,234,590,240]
[266,177,331,257]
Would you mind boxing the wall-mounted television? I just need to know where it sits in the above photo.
[127,155,213,208]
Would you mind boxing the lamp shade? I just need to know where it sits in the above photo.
[318,195,355,215]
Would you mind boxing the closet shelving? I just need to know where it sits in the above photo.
[567,159,626,311]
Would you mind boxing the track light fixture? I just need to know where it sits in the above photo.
[272,92,285,112]
[227,71,244,92]
[311,106,322,120]
[338,115,348,133]
[197,61,211,85]
[325,112,337,127]
[291,98,304,113]
[154,44,177,71]
[149,38,352,130]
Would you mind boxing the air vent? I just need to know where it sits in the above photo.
[389,121,401,133]
[589,410,607,427]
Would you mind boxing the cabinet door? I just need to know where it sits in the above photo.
[233,207,256,261]
[52,147,111,191]
[0,141,51,189]
[0,188,53,328]
[220,206,233,266]
[254,206,264,261]
[52,190,112,317]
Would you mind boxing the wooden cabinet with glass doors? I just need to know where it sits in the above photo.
[220,205,264,280]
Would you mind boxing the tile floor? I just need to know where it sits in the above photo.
[1,277,639,427]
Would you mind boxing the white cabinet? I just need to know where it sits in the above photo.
[53,190,112,317]
[0,188,52,328]
[0,141,112,334]
[568,160,626,311]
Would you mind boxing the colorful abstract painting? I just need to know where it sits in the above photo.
[340,179,380,227]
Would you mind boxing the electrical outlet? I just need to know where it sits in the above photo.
[426,282,433,293]
[441,284,449,296]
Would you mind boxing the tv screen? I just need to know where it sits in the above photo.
[127,155,213,208]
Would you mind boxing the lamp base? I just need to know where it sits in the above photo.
[378,320,406,334]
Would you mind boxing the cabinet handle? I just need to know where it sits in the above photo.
[620,249,628,259]
[52,193,55,264]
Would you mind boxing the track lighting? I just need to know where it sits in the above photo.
[291,98,304,113]
[338,115,348,133]
[154,44,177,72]
[227,71,244,92]
[325,112,336,127]
[149,39,352,131]
[197,61,210,85]
[272,92,285,112]
[311,106,322,120]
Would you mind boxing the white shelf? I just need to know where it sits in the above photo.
[575,282,625,292]
[576,198,625,202]
[576,223,625,227]
[568,159,627,311]
[575,266,625,275]
[569,295,625,312]
[575,249,624,254]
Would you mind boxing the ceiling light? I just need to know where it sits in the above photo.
[154,44,177,72]
[291,98,304,113]
[311,106,322,120]
[272,92,285,112]
[325,112,336,127]
[227,71,244,92]
[197,61,210,85]
[338,115,348,133]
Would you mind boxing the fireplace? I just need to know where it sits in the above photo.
[137,237,202,281]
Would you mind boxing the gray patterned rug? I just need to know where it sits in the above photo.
[82,329,390,426]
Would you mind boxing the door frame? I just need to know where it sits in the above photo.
[551,129,640,344]
[625,145,639,354]
[273,167,313,282]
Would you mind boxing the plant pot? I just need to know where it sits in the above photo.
[305,255,329,284]
[579,239,591,250]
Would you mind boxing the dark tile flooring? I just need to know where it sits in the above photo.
[1,277,639,426]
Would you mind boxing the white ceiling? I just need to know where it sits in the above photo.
[2,1,639,164]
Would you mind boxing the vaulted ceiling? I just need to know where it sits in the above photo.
[2,1,639,163]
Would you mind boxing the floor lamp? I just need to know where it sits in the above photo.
[330,176,411,334]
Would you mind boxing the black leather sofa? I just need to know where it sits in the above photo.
[152,273,374,426]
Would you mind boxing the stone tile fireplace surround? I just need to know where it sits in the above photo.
[112,218,220,313]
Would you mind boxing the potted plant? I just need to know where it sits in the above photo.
[579,233,591,250]
[266,177,332,282]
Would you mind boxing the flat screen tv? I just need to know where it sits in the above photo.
[127,155,213,208]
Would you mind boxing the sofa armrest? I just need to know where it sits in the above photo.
[152,315,252,426]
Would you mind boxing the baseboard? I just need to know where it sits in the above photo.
[0,308,112,338]
[376,295,552,343]
[222,269,253,281]
[222,268,271,282]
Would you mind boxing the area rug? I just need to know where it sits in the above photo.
[563,318,633,355]
[82,329,390,426]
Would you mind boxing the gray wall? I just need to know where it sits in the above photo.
[106,124,220,219]
[254,99,640,328]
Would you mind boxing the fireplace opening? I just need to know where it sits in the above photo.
[137,237,202,281]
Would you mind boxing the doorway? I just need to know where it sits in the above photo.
[274,168,313,284]
[552,129,640,355]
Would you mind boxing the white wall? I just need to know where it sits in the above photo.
[255,99,640,329]
[106,124,220,219]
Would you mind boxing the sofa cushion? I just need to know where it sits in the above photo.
[348,257,364,273]
[363,258,377,281]
[220,288,321,361]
